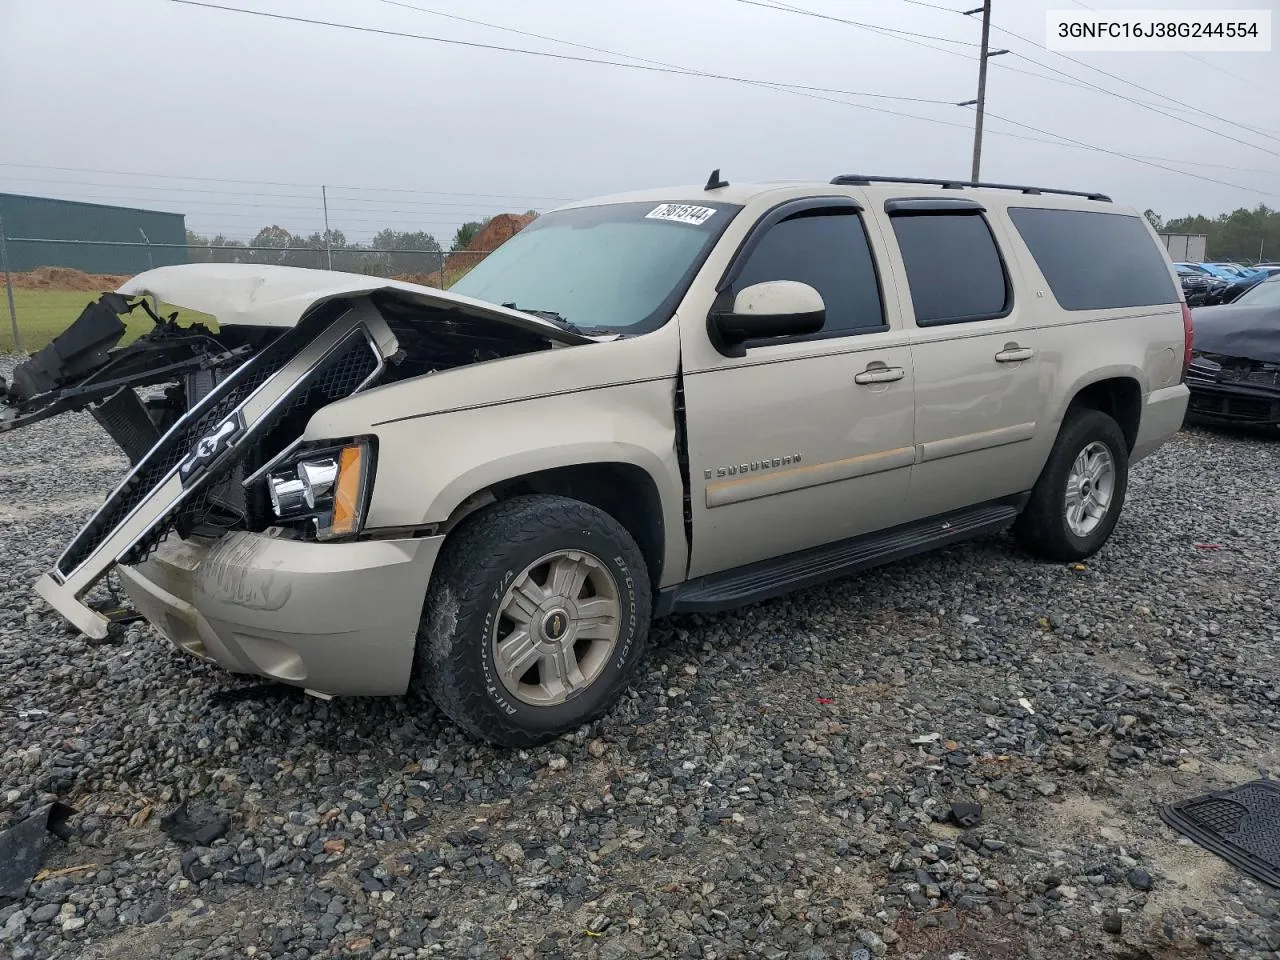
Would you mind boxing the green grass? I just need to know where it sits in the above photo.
[0,288,214,353]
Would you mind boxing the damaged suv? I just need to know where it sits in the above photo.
[1,174,1191,746]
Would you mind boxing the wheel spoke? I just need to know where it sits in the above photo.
[1065,485,1083,509]
[547,554,590,600]
[504,575,545,624]
[1072,451,1089,480]
[496,627,539,685]
[542,644,587,698]
[576,596,620,640]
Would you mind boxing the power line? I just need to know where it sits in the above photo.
[170,0,1277,200]
[998,51,1280,159]
[731,0,979,61]
[976,107,1280,199]
[169,0,956,106]
[1066,0,1277,108]
[978,10,1280,148]
[367,0,980,137]
[904,0,1279,130]
[0,161,574,202]
[730,0,978,46]
[0,175,550,212]
[0,188,530,218]
[743,0,1280,158]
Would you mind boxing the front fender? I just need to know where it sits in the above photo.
[360,379,685,587]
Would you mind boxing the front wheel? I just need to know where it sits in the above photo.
[413,495,652,747]
[1014,408,1129,562]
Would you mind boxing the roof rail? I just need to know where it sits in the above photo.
[830,174,1111,202]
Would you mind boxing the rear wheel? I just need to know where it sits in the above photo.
[413,495,651,747]
[1014,408,1129,562]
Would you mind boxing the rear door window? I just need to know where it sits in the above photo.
[889,212,1010,326]
[1007,207,1177,310]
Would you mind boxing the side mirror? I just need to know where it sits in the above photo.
[710,280,826,347]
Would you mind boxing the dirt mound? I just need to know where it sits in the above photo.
[443,212,535,274]
[391,272,439,287]
[391,214,535,290]
[2,266,131,291]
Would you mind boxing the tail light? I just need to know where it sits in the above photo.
[1180,302,1195,382]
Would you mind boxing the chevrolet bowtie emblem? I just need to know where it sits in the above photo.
[178,412,244,486]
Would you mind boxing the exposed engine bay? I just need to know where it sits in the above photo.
[1,286,566,579]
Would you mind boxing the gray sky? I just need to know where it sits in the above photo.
[1,0,1277,244]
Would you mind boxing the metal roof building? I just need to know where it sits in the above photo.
[0,193,187,275]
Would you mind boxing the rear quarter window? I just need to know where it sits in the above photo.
[1007,207,1177,311]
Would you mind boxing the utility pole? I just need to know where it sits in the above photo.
[322,185,333,270]
[958,1,1007,183]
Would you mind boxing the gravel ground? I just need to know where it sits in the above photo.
[2,355,1278,960]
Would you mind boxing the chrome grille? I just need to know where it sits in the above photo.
[56,311,380,578]
[124,328,380,564]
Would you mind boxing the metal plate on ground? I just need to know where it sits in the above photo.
[1159,779,1280,889]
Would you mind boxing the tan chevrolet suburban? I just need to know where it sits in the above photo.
[0,173,1192,746]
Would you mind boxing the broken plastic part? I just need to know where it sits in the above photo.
[0,802,75,904]
[159,801,229,846]
[948,801,983,828]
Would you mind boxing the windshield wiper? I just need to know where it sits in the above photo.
[501,303,583,334]
[500,304,623,339]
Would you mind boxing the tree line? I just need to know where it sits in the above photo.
[184,212,538,276]
[1145,204,1279,262]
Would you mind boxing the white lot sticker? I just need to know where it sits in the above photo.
[645,203,717,226]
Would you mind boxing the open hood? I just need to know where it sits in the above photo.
[1,263,593,435]
[1192,303,1280,365]
[7,266,601,640]
[119,263,592,344]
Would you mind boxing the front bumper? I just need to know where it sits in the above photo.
[1185,382,1280,428]
[112,531,443,696]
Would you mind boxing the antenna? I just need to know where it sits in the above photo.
[704,168,729,190]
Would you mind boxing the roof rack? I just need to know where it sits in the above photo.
[830,174,1111,202]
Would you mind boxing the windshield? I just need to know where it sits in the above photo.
[450,200,740,334]
[1235,276,1280,307]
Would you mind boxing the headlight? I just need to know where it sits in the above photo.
[266,440,372,540]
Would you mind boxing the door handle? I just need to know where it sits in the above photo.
[854,364,906,385]
[995,345,1034,363]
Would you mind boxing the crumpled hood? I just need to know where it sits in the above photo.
[1191,303,1280,364]
[119,263,592,346]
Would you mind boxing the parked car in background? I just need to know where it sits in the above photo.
[1186,275,1280,429]
[1207,262,1268,282]
[1251,265,1280,278]
[1175,264,1222,305]
[1179,262,1265,303]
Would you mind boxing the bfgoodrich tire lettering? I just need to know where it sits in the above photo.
[1015,408,1129,562]
[413,495,651,747]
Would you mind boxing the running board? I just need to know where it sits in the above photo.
[666,500,1022,615]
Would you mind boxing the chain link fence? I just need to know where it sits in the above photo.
[0,230,497,352]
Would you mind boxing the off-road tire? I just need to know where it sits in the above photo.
[413,495,651,747]
[1014,408,1129,562]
